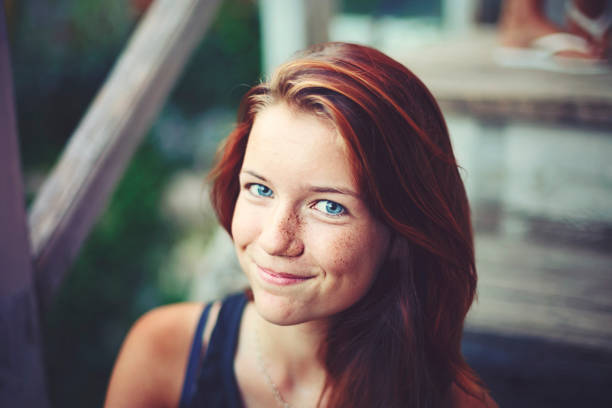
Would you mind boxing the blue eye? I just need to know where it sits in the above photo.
[247,183,273,197]
[314,200,346,216]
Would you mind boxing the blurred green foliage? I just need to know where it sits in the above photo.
[9,0,260,406]
[341,0,441,17]
[44,141,182,407]
[172,0,261,116]
[11,0,134,169]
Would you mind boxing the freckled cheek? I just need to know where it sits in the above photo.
[318,228,374,279]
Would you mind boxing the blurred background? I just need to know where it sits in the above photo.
[4,0,612,407]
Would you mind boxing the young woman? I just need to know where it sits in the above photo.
[105,42,497,408]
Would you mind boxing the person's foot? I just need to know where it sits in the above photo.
[498,0,600,60]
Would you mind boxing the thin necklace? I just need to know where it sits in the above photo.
[254,324,292,408]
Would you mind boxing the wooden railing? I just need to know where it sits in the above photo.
[0,0,221,405]
[0,3,48,406]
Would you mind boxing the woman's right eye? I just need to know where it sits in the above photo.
[247,183,274,198]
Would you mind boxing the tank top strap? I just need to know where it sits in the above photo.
[178,302,212,408]
[206,292,248,406]
[182,292,248,408]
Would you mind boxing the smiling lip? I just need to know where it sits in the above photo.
[257,266,314,286]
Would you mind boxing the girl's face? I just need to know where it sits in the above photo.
[232,103,390,326]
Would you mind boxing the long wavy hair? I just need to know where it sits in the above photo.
[210,42,483,407]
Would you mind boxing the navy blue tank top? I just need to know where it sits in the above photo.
[179,292,248,408]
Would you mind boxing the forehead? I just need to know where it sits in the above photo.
[250,103,342,149]
[243,103,357,187]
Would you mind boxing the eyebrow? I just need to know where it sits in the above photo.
[241,170,361,198]
[242,170,268,182]
[309,186,360,198]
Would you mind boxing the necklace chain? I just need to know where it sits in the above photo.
[254,325,292,408]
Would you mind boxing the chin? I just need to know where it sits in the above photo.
[251,287,316,326]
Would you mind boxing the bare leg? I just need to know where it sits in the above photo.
[499,0,557,47]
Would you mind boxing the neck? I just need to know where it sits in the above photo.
[250,303,327,373]
[245,302,328,406]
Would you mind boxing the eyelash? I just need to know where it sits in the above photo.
[244,183,348,217]
[246,183,273,198]
[313,200,346,217]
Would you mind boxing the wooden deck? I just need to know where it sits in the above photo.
[395,29,612,126]
[469,233,612,351]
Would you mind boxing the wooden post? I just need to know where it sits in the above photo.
[259,0,336,76]
[259,0,308,76]
[27,0,222,311]
[0,3,50,406]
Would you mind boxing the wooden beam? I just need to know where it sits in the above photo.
[27,0,222,310]
[0,2,49,406]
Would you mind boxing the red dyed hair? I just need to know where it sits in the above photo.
[210,42,484,407]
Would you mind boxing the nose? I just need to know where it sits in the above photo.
[258,202,304,257]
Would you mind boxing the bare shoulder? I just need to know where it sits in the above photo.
[449,382,499,408]
[104,302,210,408]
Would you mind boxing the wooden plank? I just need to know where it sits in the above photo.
[467,234,612,351]
[0,2,49,406]
[27,0,222,310]
[395,29,612,126]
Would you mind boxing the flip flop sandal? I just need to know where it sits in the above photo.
[493,32,610,74]
[566,1,612,44]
